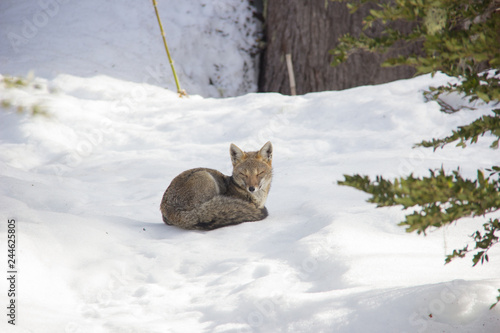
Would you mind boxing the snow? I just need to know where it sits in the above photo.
[0,0,261,98]
[1,1,500,333]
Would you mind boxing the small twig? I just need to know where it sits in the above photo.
[152,0,187,97]
[285,53,296,96]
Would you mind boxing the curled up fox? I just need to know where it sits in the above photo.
[160,142,273,230]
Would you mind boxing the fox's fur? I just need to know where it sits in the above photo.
[160,142,273,230]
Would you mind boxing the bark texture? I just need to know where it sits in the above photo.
[259,0,419,95]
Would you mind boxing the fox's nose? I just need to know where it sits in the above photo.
[248,186,255,192]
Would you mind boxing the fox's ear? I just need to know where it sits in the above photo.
[230,143,245,166]
[258,141,273,164]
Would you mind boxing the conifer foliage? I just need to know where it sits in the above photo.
[330,0,500,104]
[331,0,500,308]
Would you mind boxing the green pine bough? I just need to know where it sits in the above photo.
[331,0,500,309]
[330,0,500,104]
[417,109,500,150]
[339,169,500,264]
[1,75,50,116]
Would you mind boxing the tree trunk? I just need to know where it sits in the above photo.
[259,0,419,95]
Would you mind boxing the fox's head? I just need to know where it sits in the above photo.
[230,141,273,204]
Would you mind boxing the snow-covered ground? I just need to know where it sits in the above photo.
[1,1,500,333]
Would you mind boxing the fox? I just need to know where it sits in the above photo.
[160,141,273,230]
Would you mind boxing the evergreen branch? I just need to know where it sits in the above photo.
[1,75,50,116]
[329,0,500,104]
[445,218,499,266]
[333,0,500,310]
[338,168,500,235]
[416,109,500,150]
[491,289,500,309]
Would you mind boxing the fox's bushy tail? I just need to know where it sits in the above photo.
[163,195,268,230]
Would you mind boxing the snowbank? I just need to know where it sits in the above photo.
[1,72,499,332]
